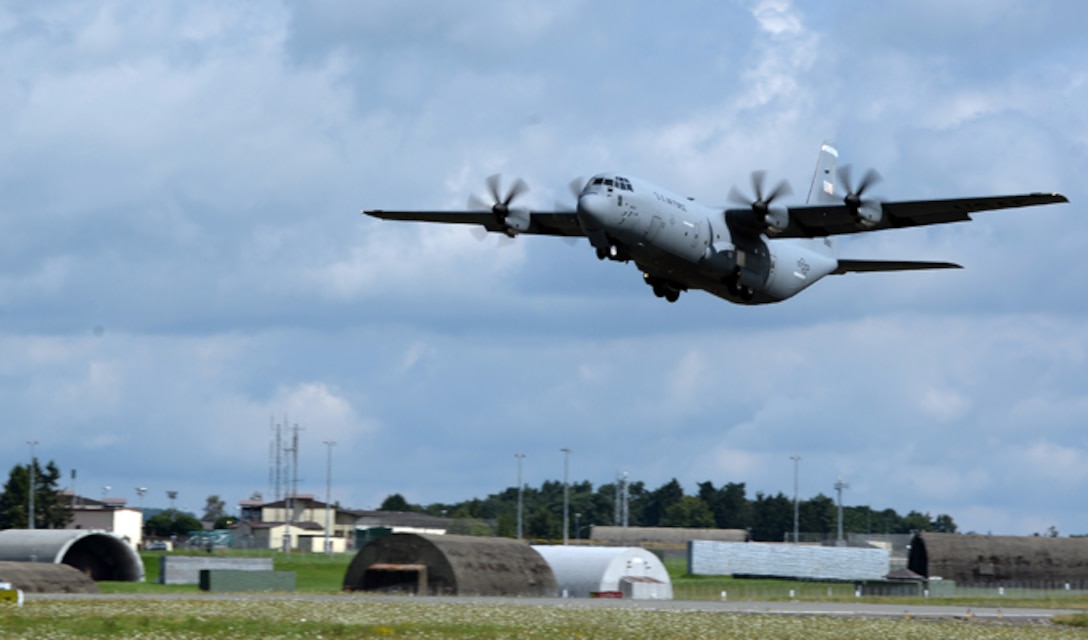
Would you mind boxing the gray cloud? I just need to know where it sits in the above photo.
[0,0,1084,535]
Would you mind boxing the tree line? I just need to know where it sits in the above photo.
[380,478,958,541]
[0,459,73,529]
[0,460,235,537]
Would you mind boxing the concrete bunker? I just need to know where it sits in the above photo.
[343,533,556,596]
[0,530,144,582]
[909,532,1088,587]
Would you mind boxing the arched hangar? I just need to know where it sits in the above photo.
[343,533,556,596]
[532,545,672,599]
[0,529,144,582]
[909,532,1088,587]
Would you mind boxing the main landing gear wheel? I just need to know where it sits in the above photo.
[646,274,681,303]
[596,244,623,261]
[725,271,754,301]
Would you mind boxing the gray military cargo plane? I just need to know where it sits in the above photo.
[364,144,1067,305]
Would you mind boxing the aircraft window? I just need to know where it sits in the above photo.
[604,179,614,187]
[616,177,633,191]
[592,177,604,185]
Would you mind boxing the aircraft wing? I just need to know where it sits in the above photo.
[363,209,584,238]
[832,259,961,275]
[765,192,1068,239]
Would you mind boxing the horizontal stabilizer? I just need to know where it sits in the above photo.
[832,259,962,275]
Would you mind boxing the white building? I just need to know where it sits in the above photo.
[63,494,143,550]
[531,546,672,599]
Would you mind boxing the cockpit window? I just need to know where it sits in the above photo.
[592,177,604,185]
[615,176,633,192]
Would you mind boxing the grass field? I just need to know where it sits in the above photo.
[9,550,1088,638]
[91,550,1088,612]
[3,598,1088,639]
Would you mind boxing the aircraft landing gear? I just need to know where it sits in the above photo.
[595,244,626,261]
[725,270,755,301]
[646,274,681,303]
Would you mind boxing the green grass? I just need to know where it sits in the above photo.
[97,549,354,594]
[92,549,1088,612]
[3,599,1086,639]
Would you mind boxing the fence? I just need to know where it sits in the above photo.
[671,580,1088,602]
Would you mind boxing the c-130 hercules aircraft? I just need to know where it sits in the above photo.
[364,144,1067,305]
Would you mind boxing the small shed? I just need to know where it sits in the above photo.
[909,532,1088,587]
[0,530,144,582]
[532,545,672,599]
[343,533,556,596]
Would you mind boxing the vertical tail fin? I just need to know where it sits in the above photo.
[802,142,840,259]
[806,142,839,205]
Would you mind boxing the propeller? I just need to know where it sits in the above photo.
[727,170,793,232]
[728,170,793,216]
[837,165,883,227]
[467,173,530,240]
[568,176,586,201]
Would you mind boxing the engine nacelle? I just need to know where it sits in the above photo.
[504,207,532,233]
[764,205,789,235]
[853,201,883,228]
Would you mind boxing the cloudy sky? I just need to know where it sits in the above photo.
[1,1,1085,536]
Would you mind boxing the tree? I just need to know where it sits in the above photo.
[202,495,226,523]
[931,513,958,534]
[799,494,836,535]
[145,509,203,538]
[214,515,238,529]
[750,492,792,541]
[662,496,715,528]
[640,478,684,527]
[0,460,72,529]
[380,493,420,512]
[901,510,932,533]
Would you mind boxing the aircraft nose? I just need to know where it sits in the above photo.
[577,193,610,228]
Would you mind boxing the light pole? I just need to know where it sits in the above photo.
[515,452,525,540]
[167,490,177,510]
[574,512,581,542]
[560,447,571,545]
[27,440,38,530]
[323,440,336,555]
[790,455,801,544]
[834,477,850,546]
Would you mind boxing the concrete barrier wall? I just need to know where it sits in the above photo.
[159,556,274,585]
[689,541,889,582]
[198,569,296,592]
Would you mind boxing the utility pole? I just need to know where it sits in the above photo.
[323,440,336,555]
[27,440,38,530]
[515,452,525,540]
[790,455,801,544]
[560,448,571,545]
[283,423,302,554]
[834,477,850,547]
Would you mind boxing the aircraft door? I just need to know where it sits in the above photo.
[690,219,704,249]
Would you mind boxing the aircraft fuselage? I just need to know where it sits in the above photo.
[575,174,837,304]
